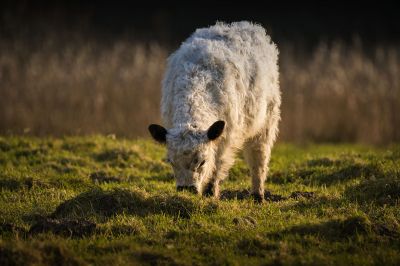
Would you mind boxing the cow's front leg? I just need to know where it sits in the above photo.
[202,178,220,198]
[203,150,236,199]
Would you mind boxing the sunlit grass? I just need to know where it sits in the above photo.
[0,136,399,265]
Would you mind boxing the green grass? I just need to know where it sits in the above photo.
[0,136,399,265]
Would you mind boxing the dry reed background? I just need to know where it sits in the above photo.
[0,36,399,144]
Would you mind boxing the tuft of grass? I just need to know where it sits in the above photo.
[52,187,216,220]
[0,136,399,265]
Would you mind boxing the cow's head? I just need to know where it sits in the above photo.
[148,120,225,194]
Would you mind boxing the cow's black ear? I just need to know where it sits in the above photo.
[207,120,225,140]
[148,124,167,143]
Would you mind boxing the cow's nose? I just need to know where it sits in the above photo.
[177,186,197,194]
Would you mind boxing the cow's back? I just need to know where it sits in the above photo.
[161,21,279,140]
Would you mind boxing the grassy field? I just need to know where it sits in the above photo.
[0,136,399,265]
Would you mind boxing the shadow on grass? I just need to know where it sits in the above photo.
[236,237,278,258]
[29,218,96,238]
[283,178,399,212]
[269,216,372,241]
[344,178,400,205]
[220,189,315,201]
[90,171,122,183]
[61,141,96,152]
[0,223,27,238]
[147,173,175,182]
[93,148,141,168]
[0,139,11,152]
[14,148,48,158]
[93,148,172,176]
[131,250,178,266]
[52,188,216,219]
[0,240,85,266]
[5,215,98,239]
[315,163,385,185]
[0,177,48,191]
[267,216,400,241]
[0,176,91,191]
[270,159,386,186]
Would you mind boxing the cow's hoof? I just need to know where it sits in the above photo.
[203,182,214,197]
[251,193,264,203]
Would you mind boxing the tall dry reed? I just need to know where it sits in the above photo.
[280,42,400,144]
[1,37,399,144]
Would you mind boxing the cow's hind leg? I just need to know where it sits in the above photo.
[244,98,280,202]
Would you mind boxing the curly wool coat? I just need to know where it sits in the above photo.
[151,21,280,201]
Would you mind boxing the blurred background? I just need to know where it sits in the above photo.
[0,1,399,144]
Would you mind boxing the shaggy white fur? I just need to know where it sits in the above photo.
[150,21,280,201]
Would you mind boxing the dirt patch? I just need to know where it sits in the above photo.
[373,223,400,239]
[220,189,251,200]
[289,191,316,199]
[264,191,287,202]
[90,171,121,183]
[29,218,96,237]
[233,216,257,227]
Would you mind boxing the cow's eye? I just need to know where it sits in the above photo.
[199,160,206,167]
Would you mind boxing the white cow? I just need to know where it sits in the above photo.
[149,21,280,202]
